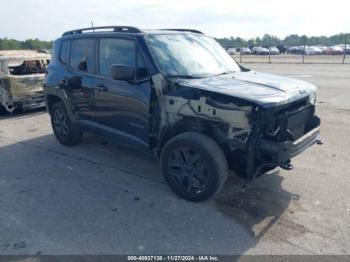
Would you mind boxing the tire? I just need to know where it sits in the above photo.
[0,104,7,115]
[160,132,228,202]
[50,101,83,146]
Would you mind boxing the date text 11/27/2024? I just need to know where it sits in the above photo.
[127,255,219,261]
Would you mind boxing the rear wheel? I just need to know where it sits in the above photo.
[0,103,16,114]
[0,104,6,115]
[160,132,228,202]
[51,101,83,146]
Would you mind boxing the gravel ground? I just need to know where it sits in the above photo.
[0,63,349,256]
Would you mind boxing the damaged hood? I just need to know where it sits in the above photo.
[176,71,317,107]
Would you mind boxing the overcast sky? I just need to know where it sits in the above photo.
[0,0,349,40]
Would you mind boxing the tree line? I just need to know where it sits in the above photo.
[0,38,53,50]
[216,33,349,48]
[0,33,348,50]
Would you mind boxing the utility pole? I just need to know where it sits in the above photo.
[343,33,347,64]
[301,35,307,64]
[268,34,271,64]
[240,39,243,63]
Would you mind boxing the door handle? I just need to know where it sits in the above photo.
[95,83,108,92]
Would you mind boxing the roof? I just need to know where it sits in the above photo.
[0,50,51,61]
[143,29,203,35]
[61,26,203,37]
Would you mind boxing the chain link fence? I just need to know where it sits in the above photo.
[230,33,349,64]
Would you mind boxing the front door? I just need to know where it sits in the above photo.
[93,37,151,145]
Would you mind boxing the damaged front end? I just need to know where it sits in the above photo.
[0,53,50,113]
[153,76,320,180]
[255,97,320,178]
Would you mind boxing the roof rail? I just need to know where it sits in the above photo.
[62,26,142,36]
[160,29,203,34]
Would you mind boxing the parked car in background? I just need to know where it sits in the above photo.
[252,47,269,55]
[38,48,52,54]
[304,46,322,55]
[324,46,344,55]
[287,46,304,55]
[0,50,50,114]
[339,44,350,54]
[317,46,328,53]
[269,47,280,55]
[251,47,259,54]
[276,45,287,54]
[240,47,252,54]
[259,47,269,55]
[227,48,237,55]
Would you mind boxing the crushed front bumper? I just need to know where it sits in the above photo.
[259,124,320,165]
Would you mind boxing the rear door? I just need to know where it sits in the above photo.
[93,37,152,145]
[64,38,96,121]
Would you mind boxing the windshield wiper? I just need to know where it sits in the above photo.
[214,71,235,77]
[166,74,202,79]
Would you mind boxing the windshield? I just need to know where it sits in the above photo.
[145,34,240,78]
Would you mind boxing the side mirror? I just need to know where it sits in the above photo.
[110,64,135,81]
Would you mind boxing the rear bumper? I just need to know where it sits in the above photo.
[259,124,320,165]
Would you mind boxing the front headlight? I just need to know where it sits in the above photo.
[309,92,316,105]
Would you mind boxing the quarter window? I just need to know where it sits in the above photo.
[69,39,95,73]
[99,38,135,77]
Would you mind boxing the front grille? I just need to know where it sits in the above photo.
[262,98,314,142]
[285,104,313,140]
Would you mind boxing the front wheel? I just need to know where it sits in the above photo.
[160,132,228,202]
[51,101,83,146]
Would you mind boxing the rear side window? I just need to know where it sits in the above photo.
[60,40,69,64]
[99,38,135,76]
[70,39,95,73]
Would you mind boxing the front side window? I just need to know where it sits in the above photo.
[99,38,135,77]
[145,34,240,78]
[70,38,95,73]
[136,51,148,79]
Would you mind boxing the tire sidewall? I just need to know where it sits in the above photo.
[161,134,224,202]
[51,102,81,146]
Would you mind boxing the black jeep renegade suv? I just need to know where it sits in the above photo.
[44,26,320,202]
